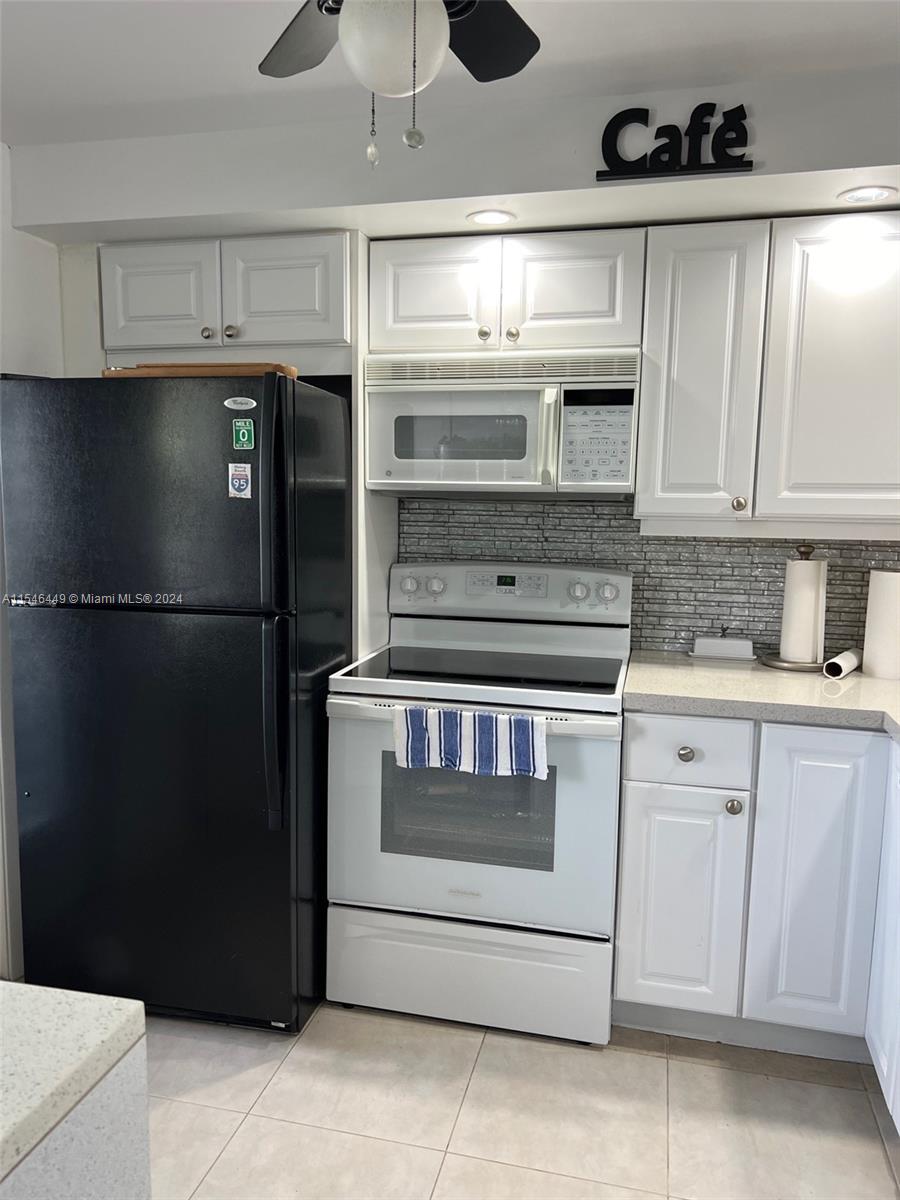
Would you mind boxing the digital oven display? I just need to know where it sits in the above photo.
[496,575,516,587]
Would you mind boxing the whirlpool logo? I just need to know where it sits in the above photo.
[448,888,482,898]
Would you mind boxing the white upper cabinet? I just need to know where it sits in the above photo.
[368,230,645,353]
[369,236,502,351]
[100,241,221,349]
[615,780,750,1016]
[743,724,889,1035]
[755,212,900,520]
[100,234,349,351]
[500,229,645,350]
[635,221,769,519]
[220,234,348,345]
[867,740,900,1132]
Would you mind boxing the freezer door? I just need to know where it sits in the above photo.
[9,607,301,1027]
[0,375,289,612]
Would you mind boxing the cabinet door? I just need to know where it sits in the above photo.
[369,237,502,351]
[867,740,900,1131]
[615,781,750,1015]
[221,234,348,345]
[100,241,221,349]
[500,229,645,350]
[743,724,889,1034]
[755,212,900,519]
[634,222,769,519]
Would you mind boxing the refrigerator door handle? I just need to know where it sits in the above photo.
[259,375,290,613]
[262,616,288,831]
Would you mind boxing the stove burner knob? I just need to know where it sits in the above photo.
[400,576,420,595]
[598,582,620,603]
[567,580,590,603]
[426,576,446,595]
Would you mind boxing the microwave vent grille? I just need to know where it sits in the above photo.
[365,351,639,385]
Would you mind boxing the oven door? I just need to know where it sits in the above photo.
[326,696,620,936]
[365,386,559,491]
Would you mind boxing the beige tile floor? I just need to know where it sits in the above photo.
[147,1004,899,1200]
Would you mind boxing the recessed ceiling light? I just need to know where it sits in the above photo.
[837,185,898,204]
[467,209,516,226]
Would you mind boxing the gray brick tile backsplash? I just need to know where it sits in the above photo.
[398,497,900,656]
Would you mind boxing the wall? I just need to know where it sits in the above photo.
[0,144,62,376]
[398,498,900,657]
[10,65,900,241]
[59,244,105,377]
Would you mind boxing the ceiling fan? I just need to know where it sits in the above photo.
[259,0,541,85]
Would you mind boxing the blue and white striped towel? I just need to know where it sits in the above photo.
[394,707,548,780]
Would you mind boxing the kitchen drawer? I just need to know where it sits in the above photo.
[624,713,754,789]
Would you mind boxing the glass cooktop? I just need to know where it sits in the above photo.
[345,646,622,694]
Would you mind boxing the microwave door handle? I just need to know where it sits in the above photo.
[538,388,560,487]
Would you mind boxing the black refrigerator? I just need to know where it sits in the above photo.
[0,372,349,1032]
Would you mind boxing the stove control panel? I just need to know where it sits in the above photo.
[390,562,632,625]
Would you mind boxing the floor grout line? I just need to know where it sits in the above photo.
[863,1084,900,1198]
[186,1109,251,1200]
[429,1026,487,1199]
[442,1149,669,1196]
[665,1038,671,1199]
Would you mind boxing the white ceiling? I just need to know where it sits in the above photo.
[2,0,899,146]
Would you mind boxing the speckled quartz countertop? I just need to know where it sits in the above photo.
[625,650,900,741]
[0,981,145,1178]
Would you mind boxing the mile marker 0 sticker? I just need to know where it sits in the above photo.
[232,418,254,450]
[228,463,252,499]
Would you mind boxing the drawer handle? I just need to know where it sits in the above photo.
[506,325,520,342]
[224,324,238,339]
[677,745,695,762]
[731,496,748,512]
[725,798,744,816]
[200,326,213,339]
[477,325,492,342]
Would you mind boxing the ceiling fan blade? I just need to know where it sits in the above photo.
[449,0,540,83]
[258,1,339,79]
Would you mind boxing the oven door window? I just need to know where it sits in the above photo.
[393,413,528,462]
[381,753,557,871]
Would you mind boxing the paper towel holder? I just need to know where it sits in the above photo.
[760,543,826,672]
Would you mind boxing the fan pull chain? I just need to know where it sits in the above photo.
[403,0,425,149]
[366,91,380,168]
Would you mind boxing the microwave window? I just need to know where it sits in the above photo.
[394,414,528,461]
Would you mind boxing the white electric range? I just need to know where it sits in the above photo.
[325,561,632,1044]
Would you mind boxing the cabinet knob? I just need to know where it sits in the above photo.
[477,325,492,342]
[677,745,695,762]
[725,798,744,816]
[505,326,520,342]
[224,324,238,339]
[731,496,748,512]
[200,326,213,339]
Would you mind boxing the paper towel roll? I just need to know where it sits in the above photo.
[823,647,862,678]
[779,554,827,664]
[863,569,900,679]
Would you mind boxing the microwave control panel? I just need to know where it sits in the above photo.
[559,404,632,486]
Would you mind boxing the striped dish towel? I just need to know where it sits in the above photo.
[394,707,548,780]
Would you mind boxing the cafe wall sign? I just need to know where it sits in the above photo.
[596,102,754,181]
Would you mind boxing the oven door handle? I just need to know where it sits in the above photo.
[326,695,621,739]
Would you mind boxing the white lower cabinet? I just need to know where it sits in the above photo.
[866,740,900,1130]
[615,781,750,1015]
[742,724,889,1034]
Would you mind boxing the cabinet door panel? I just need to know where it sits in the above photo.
[221,234,348,345]
[501,229,644,349]
[615,781,750,1015]
[635,222,768,518]
[743,724,888,1034]
[369,237,502,351]
[100,241,221,349]
[755,213,900,519]
[867,741,900,1131]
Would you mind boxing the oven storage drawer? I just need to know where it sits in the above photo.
[327,905,613,1044]
[624,713,754,790]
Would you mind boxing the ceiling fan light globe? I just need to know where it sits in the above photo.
[339,0,450,98]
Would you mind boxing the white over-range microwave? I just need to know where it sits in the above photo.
[365,350,640,494]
